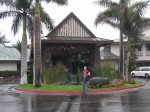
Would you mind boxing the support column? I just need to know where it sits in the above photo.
[89,45,100,67]
[41,47,52,69]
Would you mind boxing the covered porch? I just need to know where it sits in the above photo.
[41,36,112,74]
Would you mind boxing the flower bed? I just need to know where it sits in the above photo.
[89,80,125,89]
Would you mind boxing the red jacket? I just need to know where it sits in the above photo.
[81,70,89,78]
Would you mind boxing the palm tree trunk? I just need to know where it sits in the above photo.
[119,15,124,79]
[33,0,42,87]
[125,39,132,82]
[125,52,131,81]
[20,16,28,85]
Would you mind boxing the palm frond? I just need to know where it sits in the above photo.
[105,20,119,29]
[26,15,33,39]
[119,0,130,6]
[130,0,149,16]
[0,11,17,19]
[41,0,68,5]
[40,6,54,30]
[15,0,33,13]
[11,13,23,36]
[0,0,16,10]
[94,9,119,26]
[13,39,21,52]
[94,0,118,8]
[0,0,14,6]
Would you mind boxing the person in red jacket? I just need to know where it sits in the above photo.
[81,66,90,94]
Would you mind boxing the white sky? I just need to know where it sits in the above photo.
[0,0,149,45]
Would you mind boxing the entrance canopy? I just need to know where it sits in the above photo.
[39,12,112,68]
[41,36,112,56]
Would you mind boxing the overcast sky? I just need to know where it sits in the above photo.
[0,0,149,44]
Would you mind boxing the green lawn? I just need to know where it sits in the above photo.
[16,80,144,91]
[17,84,82,91]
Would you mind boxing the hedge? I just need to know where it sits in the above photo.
[0,71,20,77]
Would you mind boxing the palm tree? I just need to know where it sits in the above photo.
[0,0,54,85]
[94,0,150,80]
[33,0,68,87]
[94,0,126,79]
[123,1,150,81]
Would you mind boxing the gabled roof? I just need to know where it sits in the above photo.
[44,12,113,47]
[46,12,96,37]
[0,43,20,61]
[100,48,119,60]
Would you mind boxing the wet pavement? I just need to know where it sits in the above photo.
[0,78,150,112]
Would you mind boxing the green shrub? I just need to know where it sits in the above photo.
[126,80,136,84]
[0,71,20,77]
[93,62,118,80]
[42,62,65,84]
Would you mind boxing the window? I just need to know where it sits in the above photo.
[146,44,150,56]
[141,67,150,71]
[135,68,140,71]
[135,46,143,56]
[146,44,150,50]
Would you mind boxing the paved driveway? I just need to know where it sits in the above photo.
[0,78,150,112]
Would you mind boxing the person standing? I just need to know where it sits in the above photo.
[81,66,90,94]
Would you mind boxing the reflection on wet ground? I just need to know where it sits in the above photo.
[0,78,150,112]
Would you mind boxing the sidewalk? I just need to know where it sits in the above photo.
[15,83,145,95]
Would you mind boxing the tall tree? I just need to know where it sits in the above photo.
[33,0,68,87]
[94,0,150,80]
[94,0,126,79]
[123,1,150,81]
[0,0,54,85]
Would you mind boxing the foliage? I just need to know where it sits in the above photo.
[93,62,118,80]
[0,32,10,43]
[94,0,150,80]
[101,80,125,88]
[89,79,125,88]
[13,39,21,52]
[0,71,20,77]
[42,62,66,84]
[0,0,55,39]
[126,79,136,84]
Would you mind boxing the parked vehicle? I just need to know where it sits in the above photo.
[131,66,150,78]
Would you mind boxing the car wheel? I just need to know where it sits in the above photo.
[132,73,135,78]
[145,74,149,78]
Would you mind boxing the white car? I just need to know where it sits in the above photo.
[131,66,150,78]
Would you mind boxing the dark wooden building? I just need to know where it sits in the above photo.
[41,12,112,73]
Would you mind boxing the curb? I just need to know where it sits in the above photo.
[15,83,145,95]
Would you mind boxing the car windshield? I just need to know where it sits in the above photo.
[135,68,140,71]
